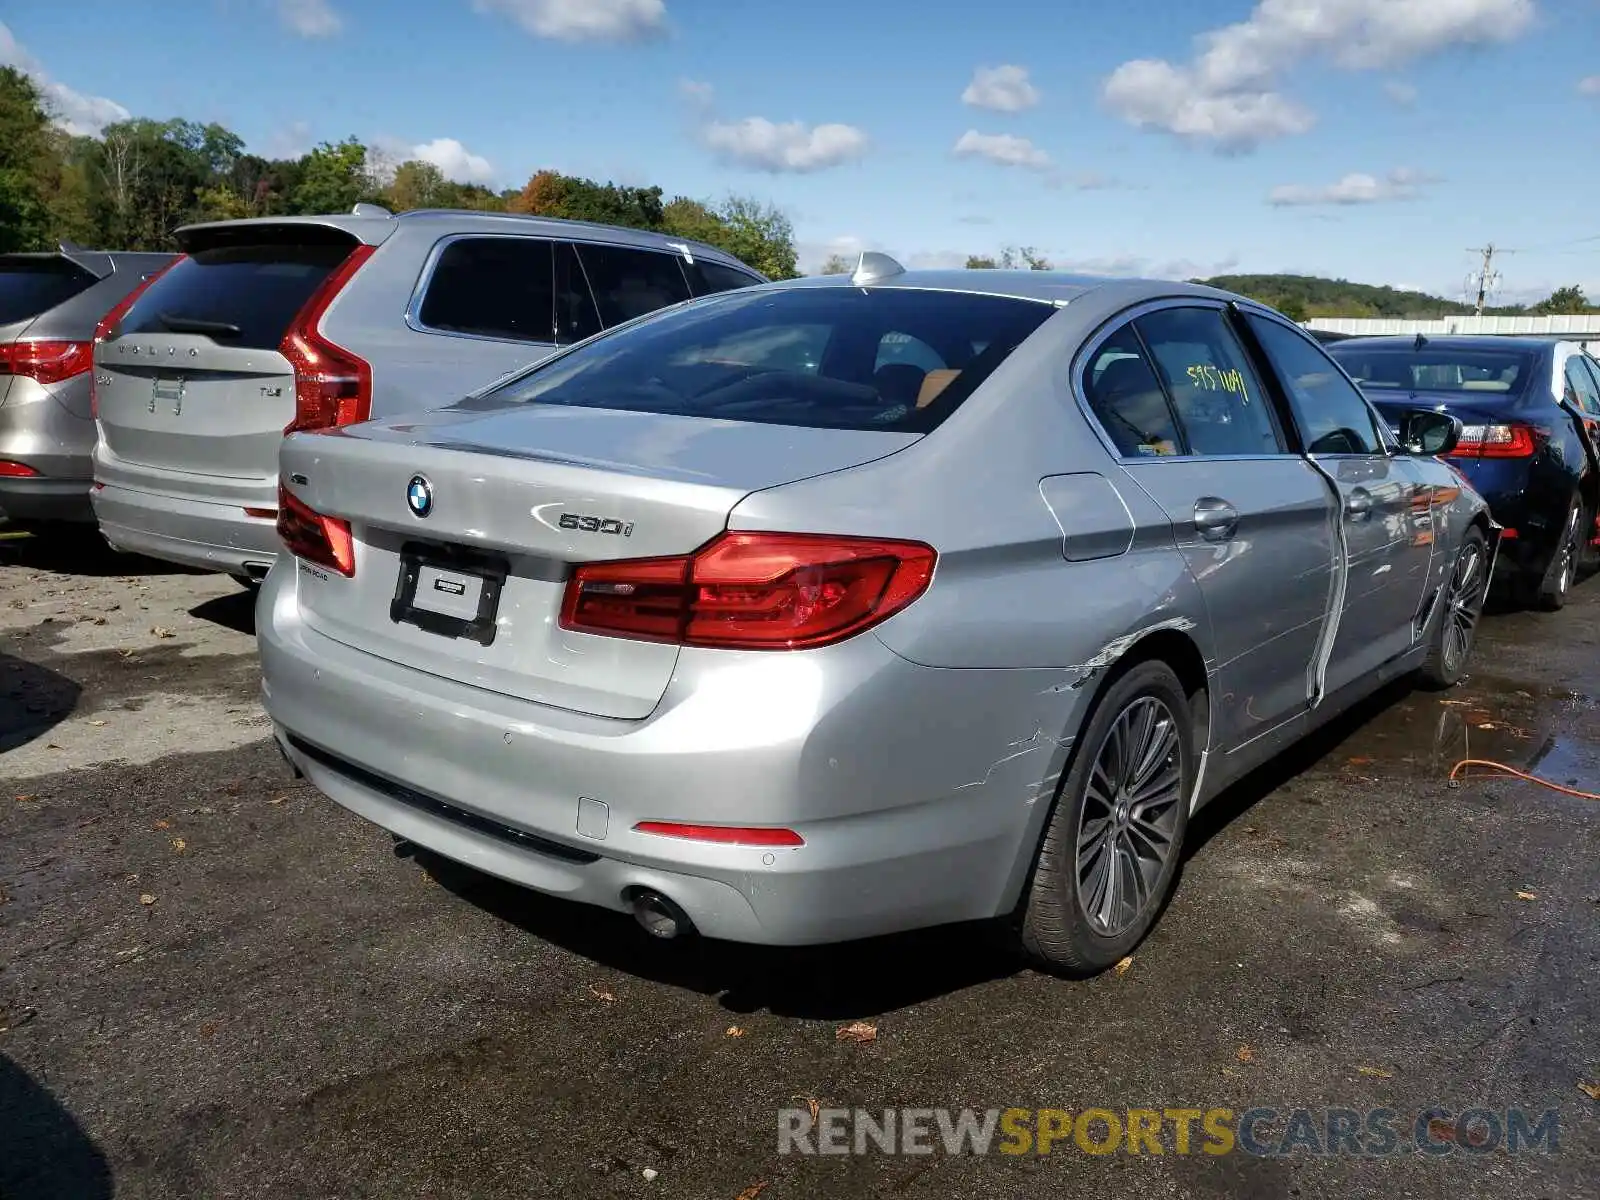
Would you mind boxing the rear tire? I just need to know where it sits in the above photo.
[1417,525,1488,690]
[1016,660,1194,977]
[1525,495,1582,612]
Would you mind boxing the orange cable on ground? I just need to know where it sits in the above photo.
[1448,758,1600,801]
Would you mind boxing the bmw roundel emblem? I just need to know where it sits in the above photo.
[406,475,433,518]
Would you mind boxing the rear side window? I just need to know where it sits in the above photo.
[418,237,557,344]
[576,245,692,327]
[1133,308,1284,456]
[1082,328,1183,457]
[120,241,354,350]
[685,260,762,296]
[0,258,97,325]
[1246,314,1384,455]
[481,286,1055,432]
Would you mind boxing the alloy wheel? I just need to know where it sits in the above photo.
[1442,538,1486,675]
[1075,696,1183,938]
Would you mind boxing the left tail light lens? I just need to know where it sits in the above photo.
[281,244,377,435]
[560,531,936,650]
[89,255,186,417]
[0,340,94,385]
[276,484,355,577]
[1446,423,1537,459]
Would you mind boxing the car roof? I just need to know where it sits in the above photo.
[762,269,1243,307]
[1322,334,1556,354]
[171,208,759,273]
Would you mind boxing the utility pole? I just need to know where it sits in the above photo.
[1466,244,1511,315]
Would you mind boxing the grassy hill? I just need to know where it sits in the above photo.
[1193,274,1525,321]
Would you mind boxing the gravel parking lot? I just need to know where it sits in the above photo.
[2,529,1597,1199]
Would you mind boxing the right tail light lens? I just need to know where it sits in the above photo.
[280,244,377,435]
[276,484,355,577]
[560,531,936,650]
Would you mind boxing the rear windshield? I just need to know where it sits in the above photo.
[479,287,1056,432]
[119,240,356,350]
[0,258,97,325]
[1329,346,1535,395]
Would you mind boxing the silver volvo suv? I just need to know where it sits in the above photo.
[89,206,765,584]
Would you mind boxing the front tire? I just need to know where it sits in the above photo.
[1417,525,1488,690]
[1017,660,1194,976]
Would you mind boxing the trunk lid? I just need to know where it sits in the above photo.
[282,403,920,719]
[92,228,360,494]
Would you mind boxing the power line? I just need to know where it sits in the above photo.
[1466,243,1517,314]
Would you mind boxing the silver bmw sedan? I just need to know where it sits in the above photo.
[256,255,1494,976]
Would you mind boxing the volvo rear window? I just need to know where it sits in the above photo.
[118,240,356,350]
[479,287,1056,432]
[1328,346,1535,394]
[0,257,97,325]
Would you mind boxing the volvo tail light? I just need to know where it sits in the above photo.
[90,256,186,417]
[1446,423,1537,459]
[276,484,355,577]
[281,244,377,434]
[0,340,93,385]
[560,531,937,650]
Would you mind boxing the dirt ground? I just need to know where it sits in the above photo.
[2,529,1597,1199]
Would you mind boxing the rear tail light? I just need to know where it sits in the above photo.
[276,484,355,577]
[89,255,186,417]
[0,340,93,385]
[0,461,41,477]
[1446,423,1536,458]
[280,244,377,435]
[560,531,937,650]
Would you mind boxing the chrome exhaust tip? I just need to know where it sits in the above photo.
[628,889,695,940]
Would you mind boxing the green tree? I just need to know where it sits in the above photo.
[1277,296,1309,322]
[706,194,798,279]
[819,253,851,275]
[292,137,374,215]
[0,67,55,252]
[386,159,447,211]
[966,254,998,269]
[1530,285,1590,315]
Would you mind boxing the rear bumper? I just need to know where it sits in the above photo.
[91,481,281,576]
[0,386,94,522]
[256,564,1078,946]
[0,475,94,523]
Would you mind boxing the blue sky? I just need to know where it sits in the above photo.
[5,0,1600,301]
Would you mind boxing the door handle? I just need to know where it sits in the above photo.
[1193,497,1239,542]
[1344,488,1373,521]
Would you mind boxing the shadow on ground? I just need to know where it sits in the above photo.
[190,587,258,636]
[0,652,81,753]
[0,525,203,578]
[0,1056,112,1200]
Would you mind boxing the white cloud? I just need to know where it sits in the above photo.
[1579,75,1600,95]
[1268,167,1437,206]
[411,137,496,184]
[703,117,868,173]
[472,0,666,42]
[1103,0,1535,151]
[961,65,1041,112]
[1384,80,1419,105]
[278,0,343,37]
[952,130,1051,169]
[0,20,130,136]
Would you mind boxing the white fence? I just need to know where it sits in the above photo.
[1305,314,1600,355]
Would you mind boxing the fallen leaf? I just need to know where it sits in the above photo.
[641,1168,659,1182]
[725,1026,746,1038]
[171,839,187,853]
[45,743,61,751]
[1113,955,1134,976]
[199,1021,218,1038]
[14,795,35,803]
[1346,756,1373,766]
[138,893,156,906]
[268,795,288,806]
[589,986,617,1003]
[151,626,174,639]
[1578,1082,1600,1102]
[791,1095,821,1121]
[1516,890,1538,902]
[1236,1045,1255,1063]
[117,648,135,659]
[153,819,170,830]
[734,1182,769,1200]
[1478,723,1495,730]
[836,1021,878,1044]
[90,719,106,727]
[1357,1065,1394,1079]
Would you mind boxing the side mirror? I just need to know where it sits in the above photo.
[1399,409,1462,456]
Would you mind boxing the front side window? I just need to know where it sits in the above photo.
[1563,356,1600,415]
[686,259,763,296]
[575,245,692,327]
[1135,307,1284,456]
[418,237,556,344]
[479,286,1056,433]
[1247,314,1384,455]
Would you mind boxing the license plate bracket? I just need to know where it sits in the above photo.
[390,540,508,647]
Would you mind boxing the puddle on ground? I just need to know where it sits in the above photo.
[1322,674,1600,793]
